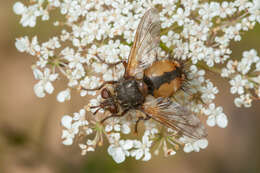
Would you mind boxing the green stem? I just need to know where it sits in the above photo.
[196,61,222,74]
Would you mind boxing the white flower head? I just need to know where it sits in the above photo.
[14,0,260,163]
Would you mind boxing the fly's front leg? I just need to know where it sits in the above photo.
[95,54,126,68]
[80,81,117,91]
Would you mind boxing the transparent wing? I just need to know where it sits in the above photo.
[125,8,161,79]
[142,96,207,140]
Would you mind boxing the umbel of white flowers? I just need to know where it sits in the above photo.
[14,0,260,163]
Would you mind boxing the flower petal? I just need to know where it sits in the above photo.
[142,151,151,161]
[57,89,71,102]
[198,139,208,149]
[122,140,133,150]
[45,82,54,94]
[33,82,45,98]
[33,68,43,80]
[216,113,228,128]
[61,115,72,129]
[183,143,193,153]
[206,115,216,127]
[108,146,125,163]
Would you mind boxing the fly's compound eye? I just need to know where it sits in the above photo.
[101,88,110,99]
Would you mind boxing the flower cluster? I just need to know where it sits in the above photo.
[221,49,260,107]
[14,0,259,163]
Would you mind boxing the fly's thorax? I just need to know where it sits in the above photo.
[114,78,146,109]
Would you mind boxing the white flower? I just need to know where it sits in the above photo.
[242,49,259,63]
[229,75,247,95]
[105,119,121,133]
[200,80,219,103]
[57,89,71,102]
[121,123,131,134]
[234,94,252,108]
[237,49,259,74]
[33,68,58,98]
[79,143,95,155]
[15,36,30,52]
[237,59,252,75]
[102,69,114,81]
[204,103,228,128]
[105,119,131,134]
[249,0,260,23]
[61,115,80,145]
[107,133,133,163]
[221,60,236,77]
[71,64,85,80]
[172,8,190,26]
[19,4,41,27]
[161,31,179,48]
[66,52,86,69]
[72,109,89,126]
[131,133,152,161]
[183,138,208,153]
[92,62,108,73]
[219,1,236,18]
[79,76,100,96]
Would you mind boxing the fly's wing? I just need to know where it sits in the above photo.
[142,96,207,140]
[125,8,161,79]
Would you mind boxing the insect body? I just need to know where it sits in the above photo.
[84,8,207,140]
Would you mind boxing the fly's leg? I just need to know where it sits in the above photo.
[134,116,151,134]
[100,109,129,124]
[155,51,159,61]
[80,81,117,91]
[95,54,126,68]
[90,106,102,115]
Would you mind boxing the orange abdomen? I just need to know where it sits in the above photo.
[143,60,184,98]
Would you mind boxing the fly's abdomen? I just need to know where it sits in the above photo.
[144,60,184,98]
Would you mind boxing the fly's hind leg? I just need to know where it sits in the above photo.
[100,109,130,124]
[155,51,159,61]
[135,116,151,134]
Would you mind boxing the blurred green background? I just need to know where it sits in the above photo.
[0,1,260,173]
